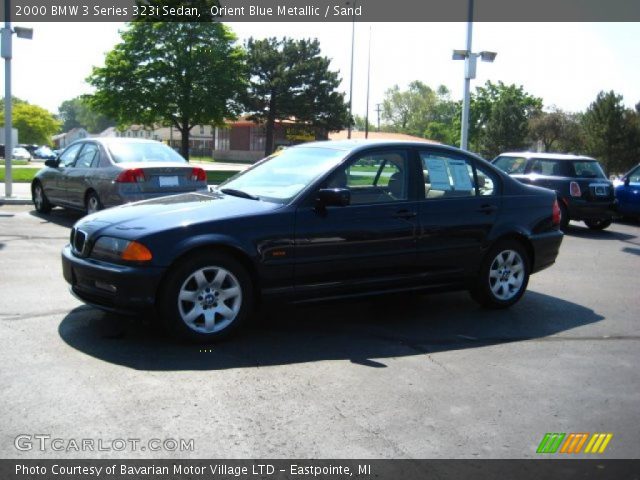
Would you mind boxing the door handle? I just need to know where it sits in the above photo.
[393,209,417,219]
[476,204,497,214]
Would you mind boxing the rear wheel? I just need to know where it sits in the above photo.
[158,252,253,342]
[32,182,52,213]
[584,218,612,230]
[470,240,530,309]
[85,191,102,215]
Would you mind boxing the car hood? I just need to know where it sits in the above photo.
[75,191,283,237]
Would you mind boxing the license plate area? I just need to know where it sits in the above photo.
[159,176,179,187]
[593,185,608,196]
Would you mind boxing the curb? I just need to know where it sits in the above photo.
[0,198,32,205]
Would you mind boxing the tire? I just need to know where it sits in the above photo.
[470,240,530,309]
[85,191,102,215]
[558,201,569,230]
[158,252,254,342]
[584,218,612,230]
[32,181,52,214]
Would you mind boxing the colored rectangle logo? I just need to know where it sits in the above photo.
[537,433,612,454]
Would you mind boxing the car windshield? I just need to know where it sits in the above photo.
[571,160,606,179]
[219,146,347,203]
[493,156,527,174]
[108,142,186,164]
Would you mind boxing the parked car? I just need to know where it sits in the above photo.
[492,152,616,230]
[615,164,640,220]
[62,140,563,342]
[33,145,57,160]
[32,138,208,215]
[12,146,32,161]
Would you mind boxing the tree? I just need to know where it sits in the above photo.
[0,98,60,145]
[381,82,458,143]
[58,96,115,133]
[582,91,638,173]
[243,37,348,156]
[87,22,245,160]
[470,81,542,158]
[527,108,584,153]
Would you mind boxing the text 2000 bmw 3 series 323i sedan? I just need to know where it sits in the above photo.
[62,140,564,342]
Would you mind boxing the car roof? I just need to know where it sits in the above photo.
[87,137,164,146]
[298,139,474,157]
[497,152,597,161]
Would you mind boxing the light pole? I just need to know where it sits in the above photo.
[347,0,357,139]
[452,0,496,151]
[2,1,33,198]
[364,26,371,139]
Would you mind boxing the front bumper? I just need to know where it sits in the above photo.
[530,230,564,274]
[61,245,165,314]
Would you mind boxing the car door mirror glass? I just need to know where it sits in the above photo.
[317,188,351,208]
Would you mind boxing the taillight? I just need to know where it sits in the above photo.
[191,167,206,182]
[116,168,146,183]
[552,199,561,226]
[569,181,581,197]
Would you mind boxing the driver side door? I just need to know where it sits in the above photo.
[293,148,420,300]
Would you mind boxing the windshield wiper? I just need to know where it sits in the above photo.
[220,188,260,201]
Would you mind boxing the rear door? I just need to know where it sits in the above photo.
[293,148,420,299]
[417,148,501,279]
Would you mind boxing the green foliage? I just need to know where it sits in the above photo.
[527,108,584,153]
[0,99,60,145]
[581,91,639,173]
[470,81,542,158]
[243,37,348,156]
[87,22,245,159]
[58,96,115,133]
[381,82,459,144]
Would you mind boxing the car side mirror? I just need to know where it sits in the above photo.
[44,159,59,168]
[624,177,630,186]
[316,188,351,208]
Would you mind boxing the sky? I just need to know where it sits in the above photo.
[2,22,639,121]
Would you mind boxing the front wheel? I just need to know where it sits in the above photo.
[584,218,612,230]
[158,252,254,342]
[470,240,530,309]
[32,182,52,213]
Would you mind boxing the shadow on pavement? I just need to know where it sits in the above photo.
[29,208,83,229]
[58,290,604,371]
[564,223,637,241]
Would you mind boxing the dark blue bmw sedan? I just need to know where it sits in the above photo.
[62,140,564,342]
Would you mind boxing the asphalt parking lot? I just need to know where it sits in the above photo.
[0,204,639,459]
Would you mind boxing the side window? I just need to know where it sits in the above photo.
[75,143,100,168]
[326,150,409,205]
[628,166,640,184]
[420,151,475,199]
[475,162,498,196]
[59,143,83,168]
[531,159,563,176]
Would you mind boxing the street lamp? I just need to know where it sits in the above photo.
[2,0,33,198]
[452,0,496,151]
[346,0,357,139]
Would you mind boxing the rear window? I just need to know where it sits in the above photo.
[107,142,186,164]
[493,156,527,174]
[570,160,606,179]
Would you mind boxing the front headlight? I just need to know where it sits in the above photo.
[91,236,153,262]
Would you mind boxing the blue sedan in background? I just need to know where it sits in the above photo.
[615,164,640,220]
